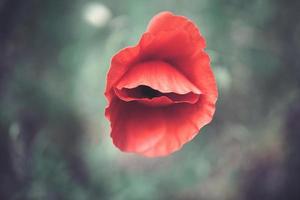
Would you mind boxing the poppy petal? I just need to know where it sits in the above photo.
[146,11,206,49]
[108,96,215,157]
[105,33,153,102]
[108,99,166,153]
[116,60,201,95]
[141,96,216,157]
[140,30,197,61]
[176,51,218,101]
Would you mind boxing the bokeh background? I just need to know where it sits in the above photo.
[1,0,300,199]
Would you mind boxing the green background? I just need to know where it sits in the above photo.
[0,0,299,199]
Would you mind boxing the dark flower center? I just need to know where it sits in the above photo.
[114,85,200,106]
[121,85,166,99]
[138,85,162,99]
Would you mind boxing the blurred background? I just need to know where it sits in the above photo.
[0,0,299,199]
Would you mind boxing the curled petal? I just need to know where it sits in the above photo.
[116,61,201,94]
[105,45,140,102]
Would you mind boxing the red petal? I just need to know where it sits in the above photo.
[147,11,206,49]
[139,30,197,61]
[176,51,218,102]
[107,95,215,157]
[108,99,166,153]
[104,46,140,103]
[141,97,216,157]
[104,33,153,102]
[116,61,201,95]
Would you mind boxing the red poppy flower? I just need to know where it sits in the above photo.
[104,11,218,157]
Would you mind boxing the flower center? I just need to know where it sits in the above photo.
[114,85,200,107]
[135,85,162,99]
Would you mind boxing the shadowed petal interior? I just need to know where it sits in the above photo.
[114,85,200,106]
